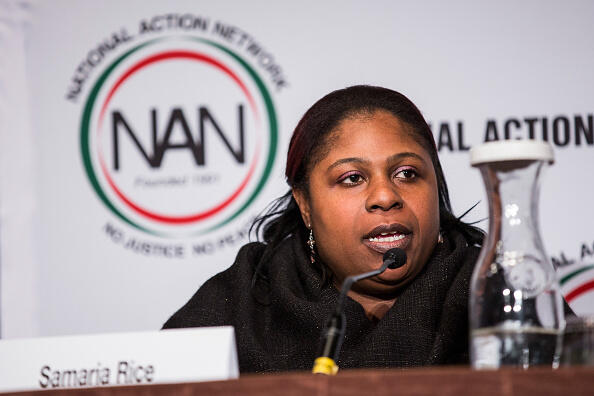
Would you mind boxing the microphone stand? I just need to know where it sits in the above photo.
[312,249,405,375]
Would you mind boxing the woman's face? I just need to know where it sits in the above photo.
[294,110,440,296]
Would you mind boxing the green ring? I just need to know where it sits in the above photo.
[80,36,278,237]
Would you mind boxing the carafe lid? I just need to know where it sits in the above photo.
[470,140,554,166]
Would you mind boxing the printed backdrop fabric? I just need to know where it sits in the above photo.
[0,0,593,338]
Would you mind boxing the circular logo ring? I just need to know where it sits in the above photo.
[80,37,278,236]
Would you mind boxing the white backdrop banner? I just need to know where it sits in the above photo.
[1,0,593,338]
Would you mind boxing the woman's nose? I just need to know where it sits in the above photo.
[365,178,403,212]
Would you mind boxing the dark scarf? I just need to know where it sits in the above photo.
[163,229,479,373]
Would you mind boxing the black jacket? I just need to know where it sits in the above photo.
[163,229,480,373]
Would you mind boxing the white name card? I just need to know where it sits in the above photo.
[0,326,239,392]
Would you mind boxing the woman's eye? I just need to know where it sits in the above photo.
[339,172,364,185]
[394,168,417,180]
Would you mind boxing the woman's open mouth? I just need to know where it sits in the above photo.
[362,223,412,254]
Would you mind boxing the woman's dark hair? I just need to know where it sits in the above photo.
[252,85,483,283]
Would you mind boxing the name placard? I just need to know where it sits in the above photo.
[0,327,239,392]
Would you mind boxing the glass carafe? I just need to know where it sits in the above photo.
[469,140,565,369]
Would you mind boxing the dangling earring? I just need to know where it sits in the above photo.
[438,231,444,244]
[307,224,316,264]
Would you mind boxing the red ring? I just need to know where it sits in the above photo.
[566,280,594,303]
[96,50,260,224]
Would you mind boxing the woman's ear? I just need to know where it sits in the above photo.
[292,189,311,227]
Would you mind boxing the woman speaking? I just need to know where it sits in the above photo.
[163,85,484,373]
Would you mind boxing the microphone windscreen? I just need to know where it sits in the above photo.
[383,248,407,269]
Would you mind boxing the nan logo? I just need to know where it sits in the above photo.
[79,36,279,238]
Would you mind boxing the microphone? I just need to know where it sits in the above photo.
[312,248,407,375]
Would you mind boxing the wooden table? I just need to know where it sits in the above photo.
[6,366,594,395]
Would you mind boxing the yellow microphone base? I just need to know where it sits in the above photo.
[312,357,339,375]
